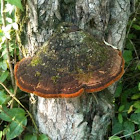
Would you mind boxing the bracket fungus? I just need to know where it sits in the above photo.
[15,23,125,98]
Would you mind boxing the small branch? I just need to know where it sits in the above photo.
[126,3,140,38]
[10,44,18,108]
[129,39,139,60]
[111,129,140,140]
[1,0,15,88]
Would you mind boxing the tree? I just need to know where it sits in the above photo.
[16,0,134,139]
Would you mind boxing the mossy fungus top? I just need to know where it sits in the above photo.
[15,23,125,98]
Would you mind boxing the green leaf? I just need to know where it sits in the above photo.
[6,117,27,140]
[131,93,140,99]
[133,101,140,109]
[2,127,10,137]
[5,0,23,11]
[109,136,121,140]
[135,109,140,113]
[137,64,140,70]
[0,60,8,71]
[0,71,9,83]
[138,83,140,91]
[126,39,134,50]
[0,131,2,140]
[38,134,49,140]
[0,106,12,122]
[112,119,123,135]
[115,82,123,97]
[0,90,10,105]
[123,121,135,138]
[118,113,123,124]
[128,105,133,114]
[0,107,27,139]
[0,107,27,140]
[135,134,140,140]
[1,48,8,58]
[23,134,37,140]
[118,105,125,112]
[130,113,140,124]
[123,50,133,63]
[0,106,26,122]
[133,24,140,30]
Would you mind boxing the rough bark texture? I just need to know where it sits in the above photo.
[17,0,134,139]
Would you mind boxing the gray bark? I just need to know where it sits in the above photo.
[18,0,134,139]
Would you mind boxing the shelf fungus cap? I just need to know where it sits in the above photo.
[15,23,125,98]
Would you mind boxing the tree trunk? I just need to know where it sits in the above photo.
[17,0,134,139]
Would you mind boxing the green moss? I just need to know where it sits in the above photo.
[30,56,41,66]
[35,71,41,77]
[80,31,108,67]
[51,75,60,84]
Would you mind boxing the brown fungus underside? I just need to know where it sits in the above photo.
[15,23,124,98]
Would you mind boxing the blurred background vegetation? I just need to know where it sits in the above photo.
[110,1,140,140]
[0,0,140,140]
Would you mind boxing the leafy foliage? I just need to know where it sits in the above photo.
[5,0,23,11]
[0,106,27,139]
[111,2,140,139]
[0,1,48,140]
